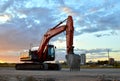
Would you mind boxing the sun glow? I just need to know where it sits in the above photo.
[0,60,5,63]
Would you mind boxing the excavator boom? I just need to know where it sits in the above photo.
[37,25,66,60]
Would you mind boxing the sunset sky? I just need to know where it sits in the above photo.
[0,0,120,63]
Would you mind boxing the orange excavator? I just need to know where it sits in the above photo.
[15,16,80,70]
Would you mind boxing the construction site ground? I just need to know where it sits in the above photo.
[0,67,120,81]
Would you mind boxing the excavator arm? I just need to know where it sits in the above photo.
[37,25,66,60]
[37,16,74,60]
[66,16,74,54]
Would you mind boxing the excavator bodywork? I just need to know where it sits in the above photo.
[16,45,61,70]
[15,16,80,71]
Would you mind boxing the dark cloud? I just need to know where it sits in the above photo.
[0,1,59,51]
[86,48,111,54]
[76,11,120,35]
[98,12,120,30]
[112,50,120,52]
[75,48,119,54]
[74,0,120,37]
[56,48,119,55]
[55,48,120,60]
[94,31,118,37]
[47,0,64,6]
[0,0,14,12]
[87,54,108,60]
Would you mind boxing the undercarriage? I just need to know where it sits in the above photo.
[15,63,61,70]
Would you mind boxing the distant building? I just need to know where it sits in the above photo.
[80,54,86,65]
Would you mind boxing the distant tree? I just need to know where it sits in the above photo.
[97,60,108,65]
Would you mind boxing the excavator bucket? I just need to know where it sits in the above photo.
[66,54,80,71]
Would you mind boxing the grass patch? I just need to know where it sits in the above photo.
[0,63,16,67]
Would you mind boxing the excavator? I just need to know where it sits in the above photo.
[15,16,80,70]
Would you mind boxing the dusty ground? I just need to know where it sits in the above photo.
[0,67,120,81]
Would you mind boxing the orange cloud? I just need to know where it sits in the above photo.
[60,6,77,16]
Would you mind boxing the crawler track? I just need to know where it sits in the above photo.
[15,63,61,70]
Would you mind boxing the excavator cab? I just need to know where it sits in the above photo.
[46,45,55,61]
[28,45,55,62]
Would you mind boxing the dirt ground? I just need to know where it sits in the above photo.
[0,67,120,81]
